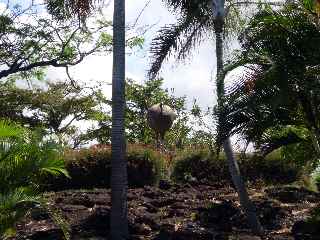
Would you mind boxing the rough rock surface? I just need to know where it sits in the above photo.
[11,184,320,240]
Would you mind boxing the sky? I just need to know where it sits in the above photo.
[0,0,243,111]
[46,0,230,110]
[0,0,246,149]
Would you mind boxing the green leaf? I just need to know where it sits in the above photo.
[99,32,113,47]
[126,37,144,49]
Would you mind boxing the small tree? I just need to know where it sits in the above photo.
[0,81,110,148]
[125,78,188,146]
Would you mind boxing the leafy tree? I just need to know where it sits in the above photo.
[0,1,112,81]
[185,101,217,150]
[110,0,128,239]
[0,81,109,148]
[0,120,68,238]
[125,78,188,146]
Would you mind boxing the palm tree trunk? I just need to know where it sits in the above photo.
[223,139,263,235]
[111,0,128,239]
[214,17,263,235]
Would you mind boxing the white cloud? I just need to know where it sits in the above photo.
[46,0,241,111]
[0,2,7,12]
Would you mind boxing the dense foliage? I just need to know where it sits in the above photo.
[0,81,109,148]
[171,149,301,185]
[0,120,68,238]
[43,144,167,190]
[220,2,320,171]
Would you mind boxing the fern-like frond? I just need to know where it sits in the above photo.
[0,119,27,139]
[0,187,39,238]
[0,120,69,238]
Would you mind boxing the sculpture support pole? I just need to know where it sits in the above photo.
[147,103,177,152]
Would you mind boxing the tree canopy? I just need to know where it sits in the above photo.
[0,80,109,147]
[0,1,112,81]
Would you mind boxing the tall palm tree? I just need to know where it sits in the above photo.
[213,0,263,234]
[111,0,128,239]
[50,1,129,238]
[148,0,283,235]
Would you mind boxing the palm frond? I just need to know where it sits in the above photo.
[148,14,212,79]
[46,0,103,20]
[218,58,297,146]
[217,1,320,154]
[0,187,39,238]
[0,121,69,238]
[149,0,279,79]
[0,120,27,139]
[163,0,211,16]
[258,125,307,155]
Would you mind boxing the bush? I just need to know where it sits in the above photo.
[0,120,68,238]
[313,170,320,191]
[240,153,301,184]
[42,144,166,191]
[171,149,229,183]
[171,148,301,185]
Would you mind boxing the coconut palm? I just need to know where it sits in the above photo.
[110,0,128,239]
[147,0,285,235]
[0,120,68,238]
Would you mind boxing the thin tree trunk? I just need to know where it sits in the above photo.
[310,128,320,156]
[214,17,263,235]
[223,139,263,235]
[111,0,128,239]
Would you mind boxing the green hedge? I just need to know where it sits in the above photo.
[171,150,229,183]
[43,146,304,191]
[42,144,166,190]
[313,171,320,191]
[171,149,302,184]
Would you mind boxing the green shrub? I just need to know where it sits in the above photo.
[171,149,229,183]
[43,144,166,190]
[313,170,320,191]
[240,153,301,184]
[171,148,301,184]
[0,120,68,238]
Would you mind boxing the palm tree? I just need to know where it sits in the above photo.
[147,0,284,235]
[110,0,128,239]
[213,1,263,234]
[49,1,129,238]
[0,120,69,238]
[221,1,320,157]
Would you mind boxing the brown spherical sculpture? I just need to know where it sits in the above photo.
[147,103,177,148]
